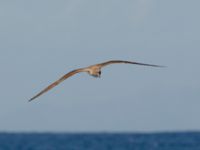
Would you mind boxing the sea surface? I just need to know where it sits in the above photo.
[0,132,200,150]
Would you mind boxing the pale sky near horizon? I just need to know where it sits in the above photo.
[0,0,200,132]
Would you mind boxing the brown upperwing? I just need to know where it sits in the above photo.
[97,60,163,68]
[29,68,86,102]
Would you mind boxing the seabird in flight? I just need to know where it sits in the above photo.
[29,60,163,101]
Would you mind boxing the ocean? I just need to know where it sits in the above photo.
[0,132,200,150]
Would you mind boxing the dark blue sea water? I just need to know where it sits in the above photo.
[0,132,200,150]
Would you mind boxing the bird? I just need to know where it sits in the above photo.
[29,60,163,102]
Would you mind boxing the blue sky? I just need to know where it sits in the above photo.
[0,0,200,132]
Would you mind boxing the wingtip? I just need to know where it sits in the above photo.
[148,64,166,68]
[28,98,34,102]
[157,65,167,68]
[145,64,166,68]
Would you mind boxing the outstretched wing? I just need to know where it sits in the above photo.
[97,60,163,68]
[29,68,87,102]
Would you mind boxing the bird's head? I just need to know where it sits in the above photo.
[91,70,101,78]
[88,66,102,78]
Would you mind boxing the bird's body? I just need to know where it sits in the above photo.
[87,65,101,77]
[29,60,163,101]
